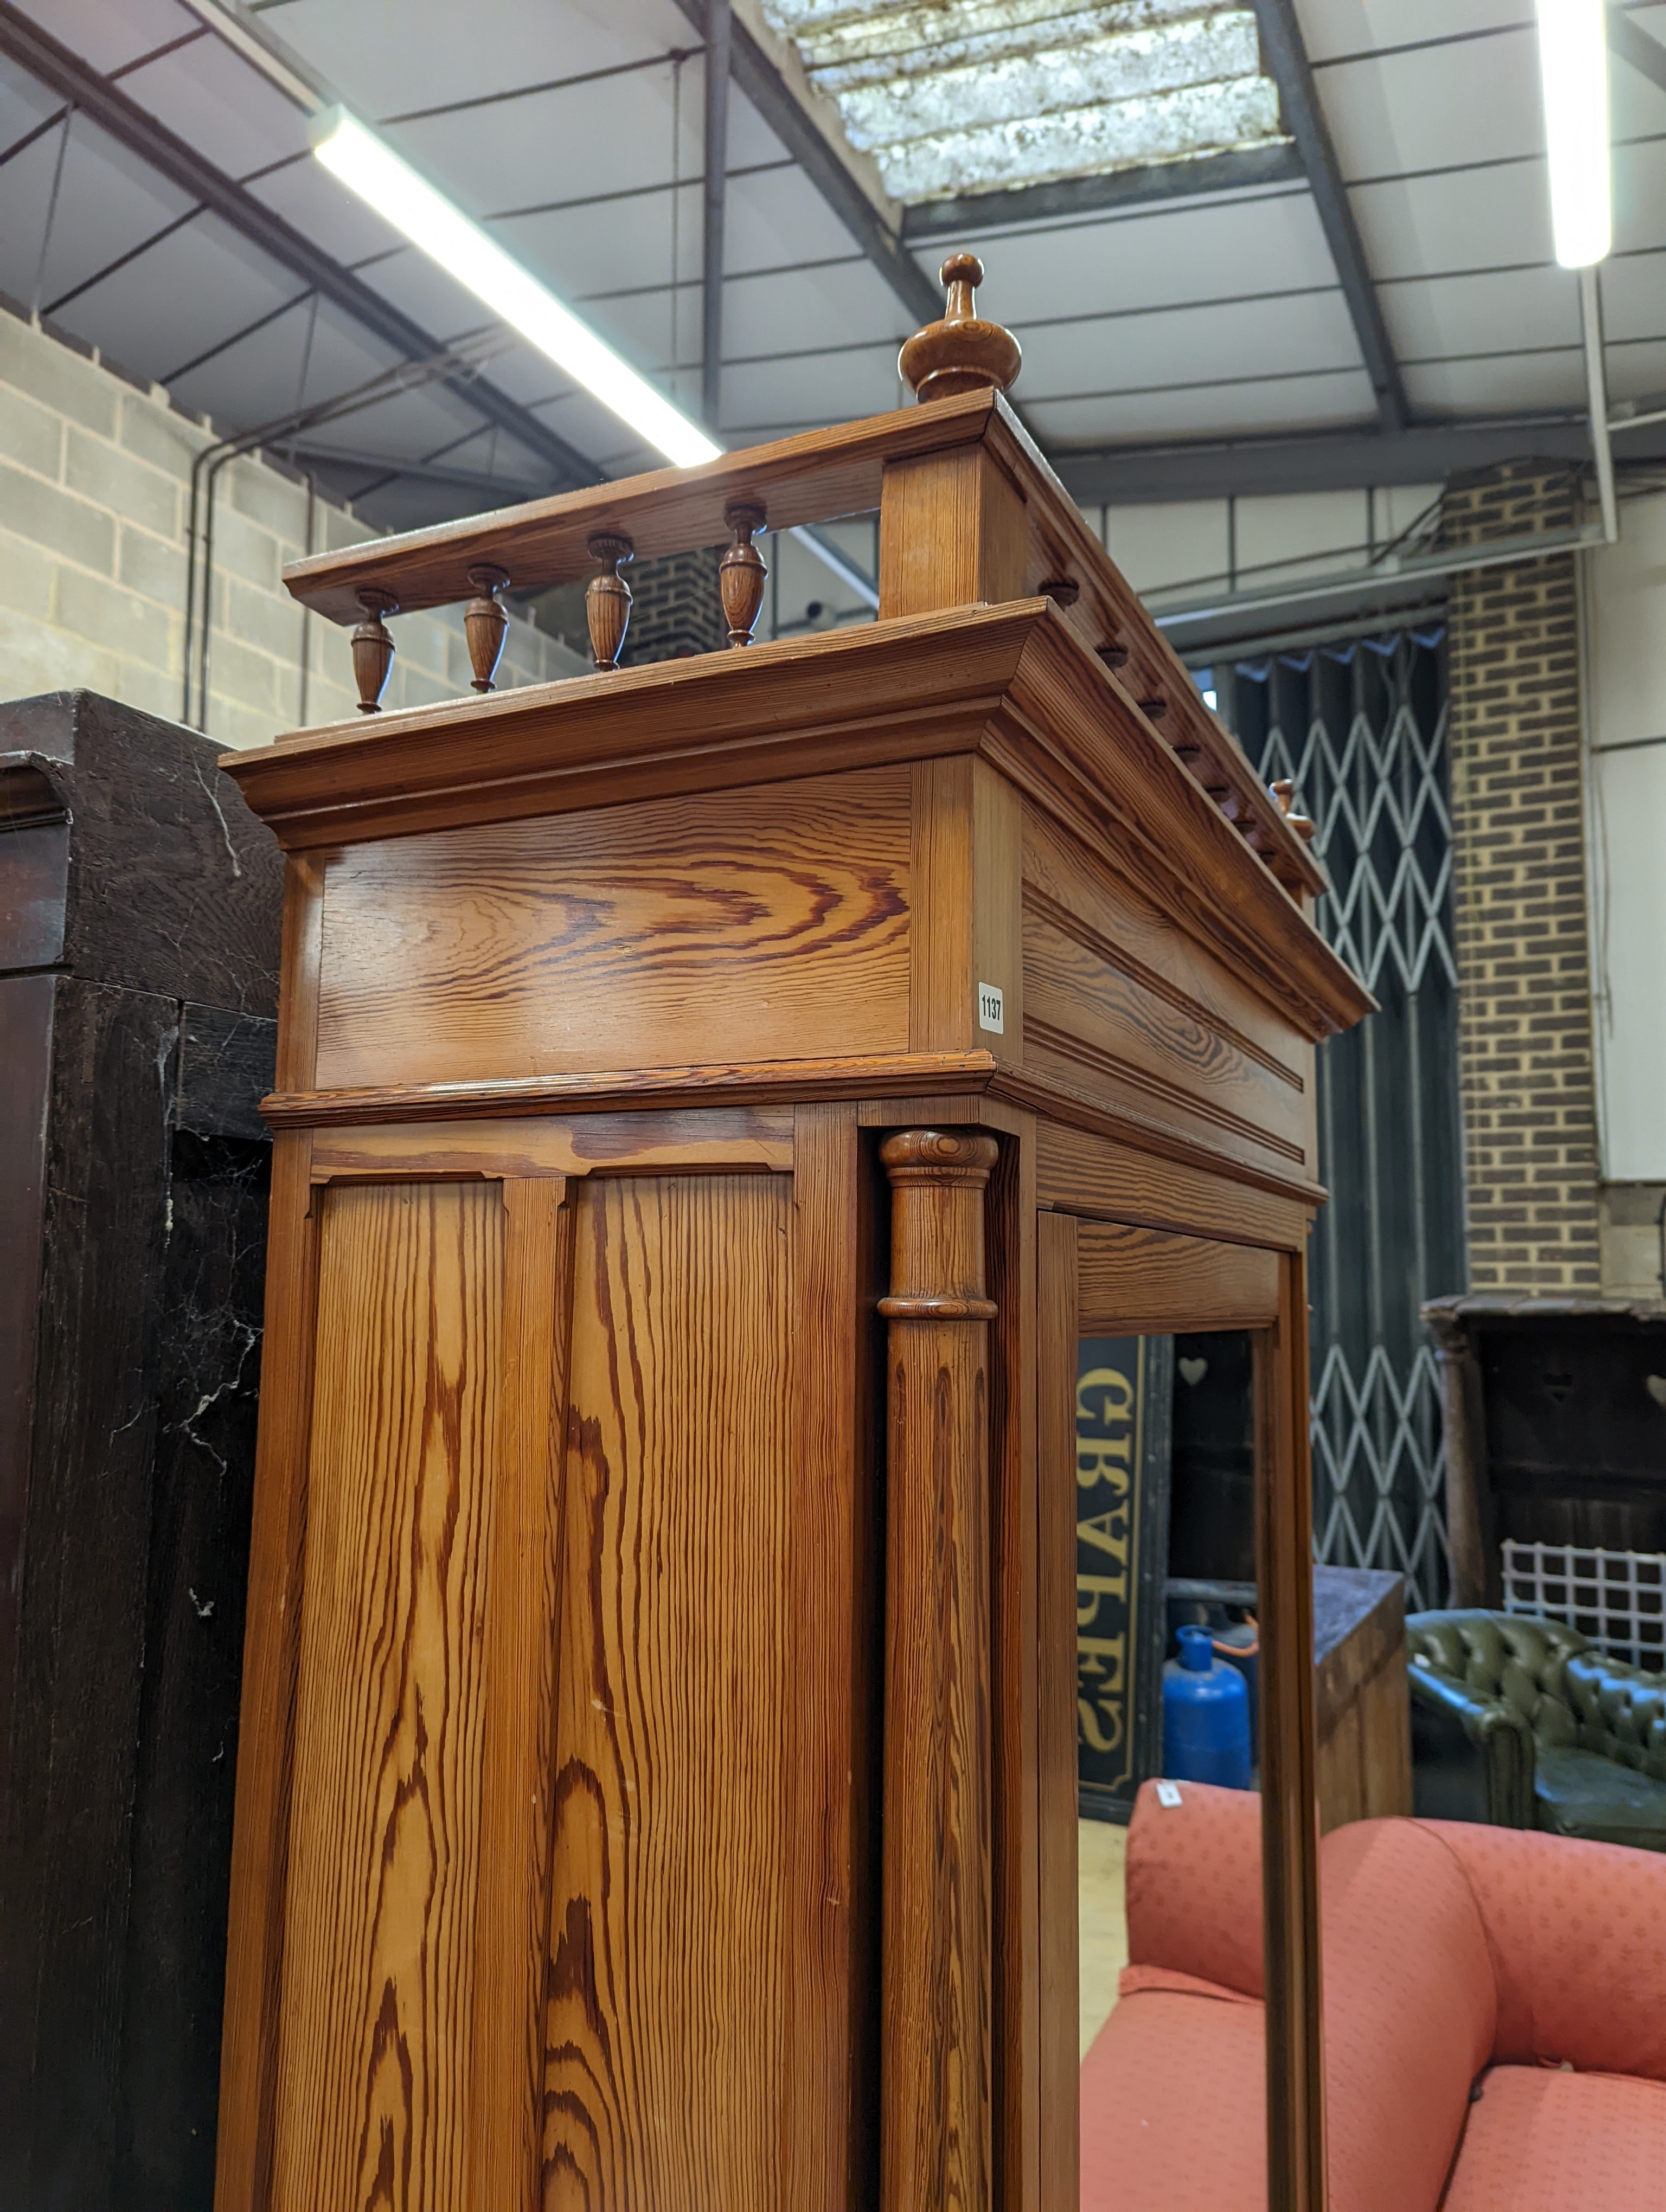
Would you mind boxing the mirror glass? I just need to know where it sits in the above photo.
[1071,1318,1257,2097]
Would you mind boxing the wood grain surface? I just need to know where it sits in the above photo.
[985,1121,1040,2212]
[994,632,1368,1044]
[1025,906,1308,1172]
[1023,828,1312,1180]
[541,1173,798,2211]
[264,1051,1000,1130]
[224,602,1020,850]
[1313,1589,1412,1837]
[907,757,1024,1065]
[309,1107,794,1181]
[272,387,1318,899]
[879,1131,998,2212]
[469,1179,573,2208]
[225,602,1364,1046]
[1034,1121,1312,1253]
[313,768,911,1092]
[1034,1213,1079,2212]
[879,444,1027,618]
[272,1180,504,2212]
[1022,808,1305,1082]
[1257,1252,1328,2212]
[1077,1220,1280,1336]
[787,1104,883,2212]
[283,388,1007,625]
[274,853,324,1095]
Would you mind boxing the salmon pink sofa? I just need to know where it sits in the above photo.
[1081,1780,1666,2210]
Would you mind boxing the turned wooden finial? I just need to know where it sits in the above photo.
[585,533,633,670]
[1271,778,1316,842]
[350,587,397,713]
[720,501,768,648]
[898,253,1022,403]
[463,563,509,692]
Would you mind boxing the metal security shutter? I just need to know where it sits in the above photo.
[1222,629,1463,1606]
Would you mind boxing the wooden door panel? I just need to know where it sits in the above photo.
[272,1180,504,2210]
[541,1173,797,2211]
[1077,1219,1280,1335]
[311,768,912,1091]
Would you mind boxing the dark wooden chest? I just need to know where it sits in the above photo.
[0,691,281,2211]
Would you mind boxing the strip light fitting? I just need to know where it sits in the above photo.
[1535,0,1611,268]
[312,108,723,468]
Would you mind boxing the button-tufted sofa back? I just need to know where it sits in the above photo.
[1408,1608,1666,1780]
[1407,1610,1584,1725]
[1562,1650,1666,1779]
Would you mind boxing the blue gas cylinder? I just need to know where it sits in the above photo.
[1162,1624,1253,1789]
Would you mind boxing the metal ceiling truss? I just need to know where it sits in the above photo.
[285,446,547,501]
[1054,410,1666,506]
[703,0,731,427]
[1251,0,1409,434]
[668,0,939,326]
[901,139,1305,238]
[1611,10,1666,98]
[0,1,598,491]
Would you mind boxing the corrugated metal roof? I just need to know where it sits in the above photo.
[759,1,1285,200]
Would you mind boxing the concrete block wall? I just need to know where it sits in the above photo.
[1441,461,1602,1291]
[0,307,584,749]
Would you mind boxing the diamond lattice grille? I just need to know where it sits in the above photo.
[1231,632,1462,1608]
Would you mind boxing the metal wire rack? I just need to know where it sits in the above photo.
[1502,1540,1666,1671]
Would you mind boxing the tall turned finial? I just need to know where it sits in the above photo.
[898,253,1022,403]
[350,587,396,713]
[720,501,768,647]
[585,533,633,670]
[463,563,509,692]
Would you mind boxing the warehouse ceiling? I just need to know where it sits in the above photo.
[760,1,1286,203]
[1,0,1664,533]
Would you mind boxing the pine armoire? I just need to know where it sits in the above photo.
[214,262,1372,2212]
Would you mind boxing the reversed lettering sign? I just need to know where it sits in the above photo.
[1075,1334,1173,1818]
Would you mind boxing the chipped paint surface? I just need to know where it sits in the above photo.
[757,1,1286,201]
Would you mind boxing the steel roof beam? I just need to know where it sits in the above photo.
[1252,0,1409,433]
[1053,414,1666,505]
[0,1,598,491]
[1611,10,1666,97]
[283,446,546,499]
[902,142,1307,239]
[703,0,731,429]
[669,0,939,327]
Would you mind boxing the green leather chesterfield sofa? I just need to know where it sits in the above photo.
[1406,1609,1666,1851]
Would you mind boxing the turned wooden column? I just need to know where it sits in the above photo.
[877,1129,999,2212]
[1425,1307,1491,1605]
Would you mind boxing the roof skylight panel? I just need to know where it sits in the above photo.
[758,2,1287,202]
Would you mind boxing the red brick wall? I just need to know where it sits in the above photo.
[1443,462,1600,1290]
[628,544,726,662]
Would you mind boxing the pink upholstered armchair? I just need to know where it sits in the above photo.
[1081,1780,1666,2210]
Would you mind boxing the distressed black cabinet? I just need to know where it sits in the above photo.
[0,692,281,2211]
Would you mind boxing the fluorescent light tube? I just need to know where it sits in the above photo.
[1535,0,1611,268]
[312,107,722,468]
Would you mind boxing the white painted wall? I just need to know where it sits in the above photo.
[1584,489,1666,1183]
[1098,483,1443,605]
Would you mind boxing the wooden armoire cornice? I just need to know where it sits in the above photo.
[215,258,1371,2212]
